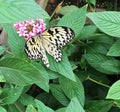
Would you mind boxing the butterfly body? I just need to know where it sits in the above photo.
[25,26,75,67]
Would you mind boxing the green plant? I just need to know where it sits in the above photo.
[0,0,120,112]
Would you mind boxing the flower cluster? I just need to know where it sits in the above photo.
[13,19,46,40]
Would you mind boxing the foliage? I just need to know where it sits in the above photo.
[0,0,120,111]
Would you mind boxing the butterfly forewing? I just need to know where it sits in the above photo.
[42,26,74,62]
[42,26,75,48]
[25,26,75,67]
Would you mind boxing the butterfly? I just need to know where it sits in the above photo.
[25,26,75,67]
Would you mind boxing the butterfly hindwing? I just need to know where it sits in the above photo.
[25,26,75,67]
[25,36,49,67]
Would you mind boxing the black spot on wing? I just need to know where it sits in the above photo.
[48,29,54,36]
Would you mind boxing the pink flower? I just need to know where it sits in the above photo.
[17,28,27,36]
[13,18,46,40]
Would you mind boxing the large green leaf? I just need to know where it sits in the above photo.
[66,97,85,112]
[35,99,54,112]
[49,52,76,81]
[50,84,70,106]
[59,76,85,106]
[85,100,113,112]
[1,87,23,104]
[87,12,120,37]
[58,5,87,37]
[107,39,120,56]
[106,80,120,100]
[84,53,120,74]
[0,58,47,86]
[0,0,49,23]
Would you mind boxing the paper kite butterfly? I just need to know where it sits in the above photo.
[25,26,75,67]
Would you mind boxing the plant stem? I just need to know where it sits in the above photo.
[87,76,110,88]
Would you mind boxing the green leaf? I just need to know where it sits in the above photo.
[0,46,6,55]
[35,99,55,112]
[50,84,70,106]
[101,60,120,73]
[1,87,23,104]
[47,69,59,79]
[0,57,46,86]
[2,24,25,58]
[84,53,120,74]
[107,39,120,56]
[87,12,120,37]
[106,80,120,100]
[0,106,7,112]
[0,74,5,82]
[59,76,85,106]
[0,0,49,23]
[85,100,113,112]
[49,52,76,81]
[26,105,37,112]
[7,102,25,112]
[79,25,97,40]
[19,94,35,106]
[59,5,79,15]
[58,5,87,37]
[32,62,49,92]
[66,97,85,112]
[86,0,96,5]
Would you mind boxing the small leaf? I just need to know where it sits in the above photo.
[26,105,37,112]
[58,5,87,37]
[87,12,120,37]
[107,39,120,56]
[86,0,96,5]
[79,25,97,40]
[50,84,70,106]
[19,94,35,106]
[66,97,85,112]
[59,76,85,106]
[35,99,54,112]
[106,80,120,100]
[1,87,23,104]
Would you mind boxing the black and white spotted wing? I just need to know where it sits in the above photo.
[25,36,49,67]
[25,26,75,67]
